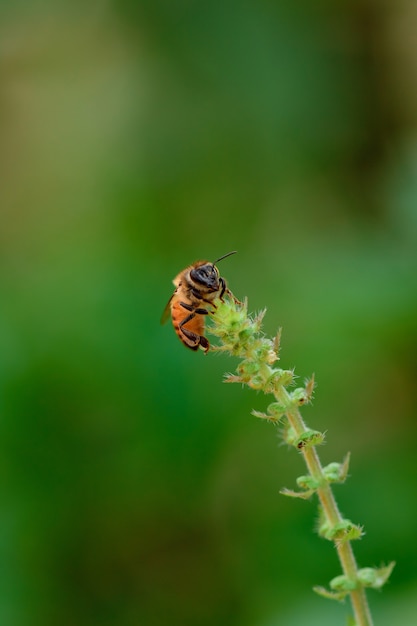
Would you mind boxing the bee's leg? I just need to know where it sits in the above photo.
[180,325,210,353]
[179,302,209,316]
[190,288,217,309]
[218,278,226,301]
[218,279,242,305]
[178,312,199,349]
[179,303,210,353]
[190,288,202,299]
[199,336,209,352]
[227,288,242,305]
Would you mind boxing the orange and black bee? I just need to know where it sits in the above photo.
[161,251,240,353]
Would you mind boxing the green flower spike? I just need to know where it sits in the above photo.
[209,296,394,626]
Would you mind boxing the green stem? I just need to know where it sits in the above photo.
[209,297,392,624]
[284,398,374,626]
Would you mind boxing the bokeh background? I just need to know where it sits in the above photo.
[1,1,416,625]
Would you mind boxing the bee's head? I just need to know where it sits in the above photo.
[189,251,237,292]
[190,262,220,291]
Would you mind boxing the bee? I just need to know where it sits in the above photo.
[161,251,240,353]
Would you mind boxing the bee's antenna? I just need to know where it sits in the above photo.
[212,251,237,266]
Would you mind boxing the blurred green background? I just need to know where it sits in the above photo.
[1,1,416,625]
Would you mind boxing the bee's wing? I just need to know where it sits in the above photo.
[160,295,174,325]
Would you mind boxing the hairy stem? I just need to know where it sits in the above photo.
[285,402,373,626]
[209,297,393,625]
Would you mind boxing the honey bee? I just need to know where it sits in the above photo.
[161,251,240,353]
